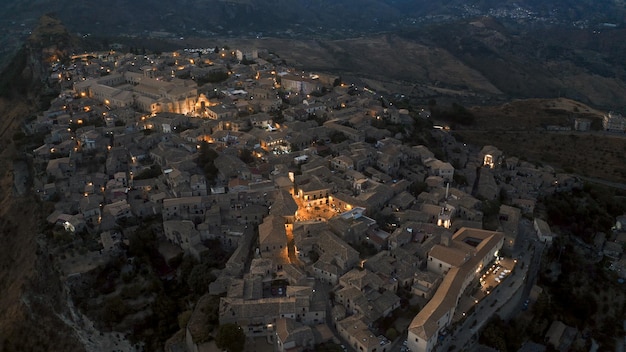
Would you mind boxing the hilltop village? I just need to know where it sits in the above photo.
[25,46,626,352]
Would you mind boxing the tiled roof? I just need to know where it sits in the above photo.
[409,228,504,340]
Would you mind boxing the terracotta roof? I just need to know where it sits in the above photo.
[258,214,287,247]
[409,228,504,341]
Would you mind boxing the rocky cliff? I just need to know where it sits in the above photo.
[0,15,85,352]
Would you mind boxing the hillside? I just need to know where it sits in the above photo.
[0,101,84,352]
[197,18,626,109]
[411,18,626,108]
[453,98,626,182]
[1,4,626,109]
[1,0,624,38]
[0,16,85,352]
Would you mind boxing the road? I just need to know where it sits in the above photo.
[578,175,626,191]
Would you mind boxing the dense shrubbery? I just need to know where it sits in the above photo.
[215,323,245,352]
[404,113,434,146]
[479,316,524,352]
[197,141,219,184]
[540,183,625,243]
[430,102,475,126]
[0,47,28,98]
[196,71,229,85]
[133,164,162,180]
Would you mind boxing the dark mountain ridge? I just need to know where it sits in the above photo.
[405,18,626,107]
[0,1,624,110]
[205,16,626,109]
[1,0,624,39]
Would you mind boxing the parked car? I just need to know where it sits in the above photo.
[522,299,530,310]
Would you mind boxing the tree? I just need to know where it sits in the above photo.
[479,317,508,351]
[134,164,162,180]
[197,70,229,85]
[482,199,501,230]
[308,250,320,262]
[178,255,199,284]
[499,188,509,204]
[153,292,178,340]
[187,263,216,296]
[240,55,255,65]
[373,211,396,231]
[178,310,193,330]
[215,323,245,352]
[409,181,428,197]
[197,141,219,184]
[453,173,468,186]
[430,102,475,126]
[128,226,157,260]
[238,147,254,164]
[386,327,398,340]
[329,131,348,144]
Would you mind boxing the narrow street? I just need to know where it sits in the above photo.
[284,224,303,267]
